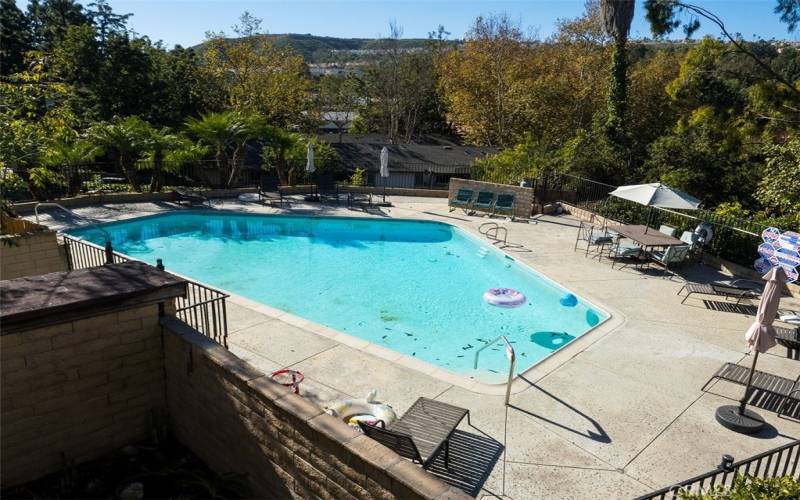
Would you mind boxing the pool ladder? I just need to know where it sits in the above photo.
[34,202,112,242]
[473,335,516,405]
[479,222,508,246]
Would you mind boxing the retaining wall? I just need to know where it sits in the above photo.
[0,230,67,280]
[448,178,533,219]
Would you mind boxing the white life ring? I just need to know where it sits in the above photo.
[694,222,714,245]
[325,390,397,428]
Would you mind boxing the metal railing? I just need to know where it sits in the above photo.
[636,440,800,500]
[62,235,229,347]
[473,335,516,405]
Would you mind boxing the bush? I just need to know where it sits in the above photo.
[83,174,133,194]
[678,474,800,499]
[0,169,31,201]
[348,167,366,186]
[27,167,67,201]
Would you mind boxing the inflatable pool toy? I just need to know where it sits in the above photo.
[325,390,397,429]
[483,288,526,308]
[559,293,578,307]
[586,309,600,326]
[530,331,575,350]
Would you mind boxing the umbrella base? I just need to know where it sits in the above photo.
[715,405,765,434]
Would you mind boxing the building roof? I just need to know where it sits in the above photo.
[318,134,497,171]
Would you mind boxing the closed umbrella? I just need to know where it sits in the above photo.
[609,183,701,233]
[380,146,389,202]
[306,142,317,200]
[715,266,786,434]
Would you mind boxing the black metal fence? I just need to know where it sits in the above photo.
[62,235,229,347]
[636,440,800,499]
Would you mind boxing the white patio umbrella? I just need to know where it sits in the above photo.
[305,142,315,174]
[716,266,786,434]
[609,183,700,233]
[380,146,389,202]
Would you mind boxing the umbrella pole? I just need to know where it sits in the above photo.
[383,180,386,203]
[644,206,653,234]
[738,349,759,415]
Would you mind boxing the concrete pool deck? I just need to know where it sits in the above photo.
[30,196,800,499]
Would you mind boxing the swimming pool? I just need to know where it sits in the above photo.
[69,212,608,383]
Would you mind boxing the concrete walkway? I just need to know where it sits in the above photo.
[31,196,800,499]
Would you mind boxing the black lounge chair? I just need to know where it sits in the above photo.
[702,362,800,418]
[172,187,210,207]
[677,281,762,305]
[316,174,340,205]
[777,326,800,359]
[472,191,495,214]
[358,397,470,469]
[449,189,474,212]
[258,175,289,207]
[493,194,515,219]
[346,189,372,208]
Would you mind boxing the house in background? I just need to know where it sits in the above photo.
[317,134,498,188]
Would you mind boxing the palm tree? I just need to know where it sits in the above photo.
[600,0,635,147]
[43,139,102,196]
[86,116,150,191]
[185,112,247,187]
[139,128,204,192]
[261,125,303,185]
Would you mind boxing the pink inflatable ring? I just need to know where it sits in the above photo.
[483,288,526,308]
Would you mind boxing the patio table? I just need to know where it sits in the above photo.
[610,224,684,250]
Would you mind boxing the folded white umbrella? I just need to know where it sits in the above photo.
[380,146,389,179]
[305,142,315,174]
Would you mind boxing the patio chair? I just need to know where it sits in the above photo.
[172,187,210,207]
[346,189,372,208]
[677,281,762,305]
[648,245,691,276]
[493,194,515,220]
[608,235,643,269]
[358,397,470,470]
[701,362,800,419]
[316,174,340,205]
[472,191,495,214]
[574,221,613,258]
[259,175,289,208]
[776,326,800,360]
[658,224,678,237]
[449,188,474,213]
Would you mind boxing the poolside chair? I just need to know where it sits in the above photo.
[608,236,643,269]
[677,281,762,305]
[776,326,800,360]
[449,188,474,213]
[172,187,210,207]
[258,175,289,208]
[316,174,340,205]
[574,221,613,258]
[358,397,470,469]
[493,194,515,220]
[471,191,495,214]
[346,189,372,208]
[658,224,678,237]
[648,245,690,276]
[702,363,800,419]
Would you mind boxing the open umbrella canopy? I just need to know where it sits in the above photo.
[609,183,700,210]
[380,146,389,178]
[305,142,315,174]
[744,266,787,352]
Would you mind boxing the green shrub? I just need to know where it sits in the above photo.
[0,169,31,201]
[349,167,366,186]
[83,174,132,194]
[27,167,67,201]
[678,474,800,499]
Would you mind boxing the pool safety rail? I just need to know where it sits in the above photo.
[479,222,508,246]
[635,440,800,500]
[474,335,516,405]
[62,234,229,348]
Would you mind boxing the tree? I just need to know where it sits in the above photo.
[315,74,363,142]
[0,0,32,75]
[86,0,130,45]
[86,116,150,190]
[26,0,89,50]
[43,138,102,194]
[600,0,635,148]
[261,126,302,185]
[139,128,203,192]
[756,138,800,218]
[202,12,310,127]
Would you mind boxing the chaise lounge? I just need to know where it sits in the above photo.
[701,362,800,418]
[449,188,474,212]
[172,187,210,207]
[493,194,515,220]
[677,281,762,305]
[472,191,495,215]
[358,397,470,469]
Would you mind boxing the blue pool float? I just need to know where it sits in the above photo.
[586,310,600,326]
[559,293,578,307]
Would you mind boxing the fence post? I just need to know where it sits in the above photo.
[104,241,114,264]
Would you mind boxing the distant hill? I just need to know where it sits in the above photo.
[194,33,447,63]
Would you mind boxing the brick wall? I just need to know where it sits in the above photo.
[163,318,468,500]
[0,231,68,280]
[448,178,533,219]
[0,304,166,486]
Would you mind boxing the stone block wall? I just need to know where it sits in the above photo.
[163,318,467,500]
[0,230,68,280]
[0,304,166,487]
[448,178,533,219]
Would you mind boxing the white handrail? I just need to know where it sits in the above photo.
[474,335,516,405]
[34,202,111,241]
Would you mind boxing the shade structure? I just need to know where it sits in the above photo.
[379,146,389,179]
[609,183,700,210]
[716,266,787,434]
[305,142,315,174]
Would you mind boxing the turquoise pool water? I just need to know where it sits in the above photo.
[69,212,608,383]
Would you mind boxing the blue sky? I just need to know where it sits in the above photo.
[21,0,800,48]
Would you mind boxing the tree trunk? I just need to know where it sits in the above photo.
[120,154,141,192]
[605,37,629,149]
